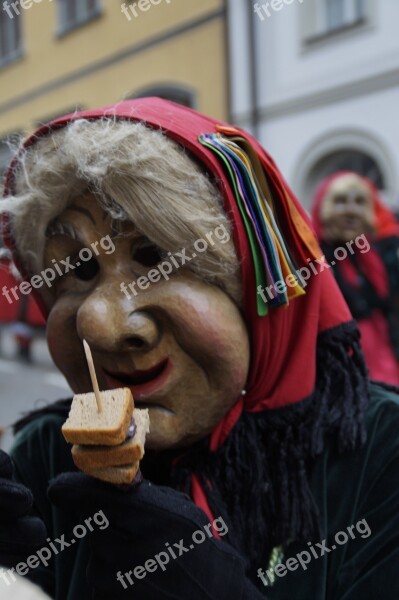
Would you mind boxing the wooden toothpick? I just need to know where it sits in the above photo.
[83,339,103,412]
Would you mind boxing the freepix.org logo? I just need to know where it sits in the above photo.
[257,518,371,587]
[116,516,228,589]
[2,0,53,20]
[121,0,172,21]
[254,0,305,21]
[120,223,231,298]
[2,234,115,305]
[0,510,109,588]
[256,233,370,304]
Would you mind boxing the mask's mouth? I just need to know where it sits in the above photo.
[102,358,172,401]
[103,359,168,386]
[333,214,363,231]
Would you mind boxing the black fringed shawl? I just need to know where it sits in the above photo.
[159,321,369,571]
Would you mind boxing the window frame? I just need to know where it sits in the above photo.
[301,0,371,47]
[130,84,197,109]
[129,83,197,109]
[56,0,102,37]
[0,132,22,179]
[0,10,23,69]
[324,0,365,34]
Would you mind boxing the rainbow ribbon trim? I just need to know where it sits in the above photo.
[199,131,310,316]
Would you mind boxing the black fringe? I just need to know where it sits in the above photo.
[144,321,369,571]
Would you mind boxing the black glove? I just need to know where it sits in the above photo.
[48,472,266,600]
[0,449,47,568]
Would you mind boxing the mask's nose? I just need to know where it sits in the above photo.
[76,283,160,354]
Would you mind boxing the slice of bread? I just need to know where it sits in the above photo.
[71,408,150,470]
[62,388,133,446]
[85,461,140,485]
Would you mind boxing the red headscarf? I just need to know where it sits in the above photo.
[2,100,356,520]
[5,98,366,535]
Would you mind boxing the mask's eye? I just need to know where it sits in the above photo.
[132,242,163,267]
[355,195,367,205]
[334,194,347,205]
[71,256,100,281]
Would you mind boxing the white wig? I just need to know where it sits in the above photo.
[1,119,241,303]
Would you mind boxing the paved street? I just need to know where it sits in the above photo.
[0,327,71,452]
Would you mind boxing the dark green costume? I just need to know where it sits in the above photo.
[9,382,399,599]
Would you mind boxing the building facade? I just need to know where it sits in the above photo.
[227,0,399,208]
[0,0,228,176]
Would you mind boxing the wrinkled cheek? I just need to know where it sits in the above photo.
[185,320,249,396]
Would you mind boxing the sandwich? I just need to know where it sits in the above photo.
[62,387,150,485]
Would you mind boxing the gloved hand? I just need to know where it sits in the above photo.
[48,472,266,600]
[0,449,47,568]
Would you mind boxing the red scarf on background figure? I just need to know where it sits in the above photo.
[311,171,399,385]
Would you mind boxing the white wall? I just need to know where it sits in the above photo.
[259,85,399,205]
[254,0,399,108]
[228,0,399,207]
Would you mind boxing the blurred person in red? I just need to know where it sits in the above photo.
[312,171,399,385]
[0,246,44,362]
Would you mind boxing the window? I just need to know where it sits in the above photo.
[0,134,20,180]
[0,10,22,67]
[57,0,102,35]
[325,0,365,33]
[326,0,345,31]
[131,85,195,108]
[302,0,368,42]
